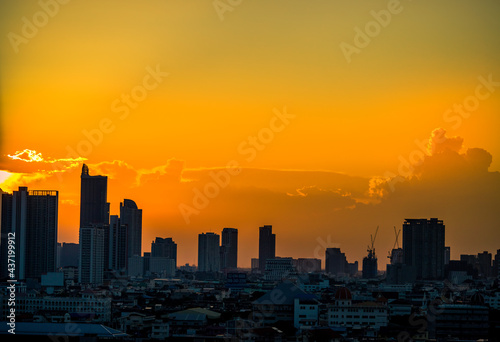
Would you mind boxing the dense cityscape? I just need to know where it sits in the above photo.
[0,164,499,341]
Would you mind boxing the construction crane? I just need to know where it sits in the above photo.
[388,226,402,262]
[367,225,379,258]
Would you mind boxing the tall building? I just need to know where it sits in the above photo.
[0,187,58,280]
[151,237,177,267]
[109,215,128,271]
[221,228,238,270]
[403,218,445,280]
[477,251,492,278]
[80,164,109,227]
[120,199,142,259]
[325,248,347,276]
[259,225,276,272]
[78,225,106,285]
[198,232,220,272]
[79,164,109,285]
[362,254,378,279]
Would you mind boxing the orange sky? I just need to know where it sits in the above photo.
[1,1,500,268]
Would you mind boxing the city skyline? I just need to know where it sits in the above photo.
[0,1,499,268]
[1,175,498,273]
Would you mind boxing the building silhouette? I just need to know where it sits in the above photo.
[109,215,128,271]
[151,237,177,267]
[362,253,378,279]
[120,199,142,259]
[403,218,445,280]
[221,228,238,270]
[0,186,58,280]
[325,248,347,276]
[198,232,220,272]
[258,225,275,272]
[79,164,109,285]
[477,251,492,278]
[80,164,109,227]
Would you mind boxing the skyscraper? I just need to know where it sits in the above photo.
[79,225,105,285]
[403,218,445,280]
[259,225,275,272]
[0,187,58,280]
[79,164,109,285]
[151,237,177,267]
[109,215,128,271]
[325,248,347,275]
[120,199,142,259]
[80,164,109,227]
[221,228,238,270]
[198,232,220,272]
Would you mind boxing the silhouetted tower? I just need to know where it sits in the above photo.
[403,218,445,280]
[221,228,238,270]
[0,187,58,280]
[80,164,109,227]
[120,199,142,259]
[362,226,378,279]
[259,225,276,272]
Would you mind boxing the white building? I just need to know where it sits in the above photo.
[293,297,319,329]
[328,287,388,331]
[1,289,112,323]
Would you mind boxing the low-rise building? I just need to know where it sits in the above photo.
[328,287,388,331]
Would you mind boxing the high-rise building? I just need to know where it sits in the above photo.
[198,232,220,272]
[325,248,347,276]
[80,164,109,227]
[0,187,58,280]
[259,225,275,272]
[221,228,238,270]
[362,254,378,279]
[109,215,128,271]
[79,164,109,285]
[477,251,492,278]
[403,218,445,280]
[120,199,142,259]
[79,225,106,285]
[151,237,177,267]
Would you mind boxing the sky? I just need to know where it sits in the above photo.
[1,1,499,268]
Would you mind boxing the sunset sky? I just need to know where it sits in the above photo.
[1,1,499,268]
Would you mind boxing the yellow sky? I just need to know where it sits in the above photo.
[1,1,500,267]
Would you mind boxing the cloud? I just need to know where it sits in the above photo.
[2,149,85,174]
[427,128,464,155]
[464,148,493,173]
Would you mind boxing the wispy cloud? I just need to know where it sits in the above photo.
[7,149,86,164]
